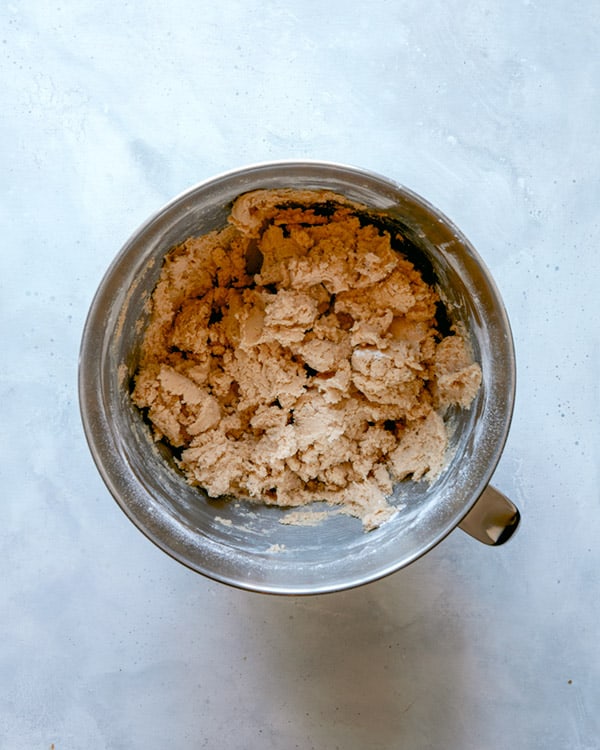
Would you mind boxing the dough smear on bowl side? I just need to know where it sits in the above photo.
[131,189,482,531]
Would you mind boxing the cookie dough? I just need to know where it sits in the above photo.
[132,189,482,530]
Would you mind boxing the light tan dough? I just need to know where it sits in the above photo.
[132,189,482,530]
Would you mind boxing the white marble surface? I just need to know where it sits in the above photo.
[2,2,599,748]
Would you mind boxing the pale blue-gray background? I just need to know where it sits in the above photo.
[1,2,599,748]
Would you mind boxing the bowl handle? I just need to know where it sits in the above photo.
[458,485,520,545]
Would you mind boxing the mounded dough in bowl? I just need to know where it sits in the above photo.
[131,188,482,531]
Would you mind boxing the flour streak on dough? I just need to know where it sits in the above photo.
[131,189,482,530]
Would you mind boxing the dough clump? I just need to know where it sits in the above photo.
[132,189,482,530]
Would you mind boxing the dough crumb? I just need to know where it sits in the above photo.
[279,509,341,527]
[131,189,482,530]
[214,516,233,527]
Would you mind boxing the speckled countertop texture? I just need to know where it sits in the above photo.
[2,2,599,748]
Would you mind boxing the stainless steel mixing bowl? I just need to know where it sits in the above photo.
[79,160,519,594]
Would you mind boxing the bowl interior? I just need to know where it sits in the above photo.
[80,161,514,594]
